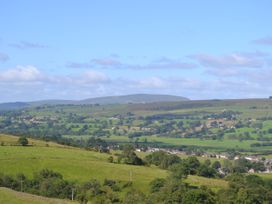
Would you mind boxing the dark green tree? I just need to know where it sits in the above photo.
[18,137,28,146]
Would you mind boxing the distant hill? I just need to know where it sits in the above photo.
[79,94,189,105]
[0,94,189,110]
[0,102,29,110]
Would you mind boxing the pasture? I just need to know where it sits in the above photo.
[0,134,167,193]
[0,187,75,204]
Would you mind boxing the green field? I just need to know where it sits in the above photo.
[0,135,232,193]
[0,135,167,193]
[2,134,272,203]
[3,98,272,202]
[3,99,272,154]
[106,135,256,150]
[185,175,228,192]
[0,187,75,204]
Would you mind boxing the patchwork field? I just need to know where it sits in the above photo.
[2,99,272,202]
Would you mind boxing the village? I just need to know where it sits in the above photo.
[136,146,272,174]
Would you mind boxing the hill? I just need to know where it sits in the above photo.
[0,102,29,110]
[0,134,229,193]
[0,134,234,203]
[79,94,189,104]
[30,94,189,106]
[0,94,189,110]
[0,187,74,204]
[0,134,167,193]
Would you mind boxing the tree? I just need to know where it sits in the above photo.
[197,164,217,178]
[107,156,114,163]
[144,151,181,169]
[18,137,28,146]
[118,145,144,165]
[184,156,201,175]
[183,187,215,204]
[169,163,189,179]
[150,178,166,193]
[149,178,187,203]
[123,189,146,204]
[204,159,211,166]
[212,161,221,170]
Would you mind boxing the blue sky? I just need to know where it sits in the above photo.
[0,0,272,102]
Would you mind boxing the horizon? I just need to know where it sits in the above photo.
[1,1,272,102]
[1,93,270,104]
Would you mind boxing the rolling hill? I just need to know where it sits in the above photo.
[0,94,189,110]
[0,187,74,204]
[0,102,30,110]
[79,94,189,104]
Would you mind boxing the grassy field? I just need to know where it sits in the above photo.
[7,134,272,203]
[0,187,75,204]
[102,135,259,151]
[4,98,272,155]
[0,134,167,193]
[0,134,233,195]
[185,175,228,192]
[0,134,69,148]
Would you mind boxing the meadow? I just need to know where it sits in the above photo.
[1,133,272,203]
[0,135,232,193]
[0,187,75,204]
[0,135,167,193]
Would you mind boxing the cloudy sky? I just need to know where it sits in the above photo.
[1,0,272,102]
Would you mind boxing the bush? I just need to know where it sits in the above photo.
[18,136,28,146]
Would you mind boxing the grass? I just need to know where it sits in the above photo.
[0,134,68,148]
[0,134,230,195]
[66,133,271,152]
[104,135,257,151]
[0,134,167,193]
[255,173,272,180]
[185,175,228,192]
[0,187,75,204]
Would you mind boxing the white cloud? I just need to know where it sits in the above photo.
[1,60,272,102]
[81,70,110,84]
[134,77,168,88]
[190,52,266,69]
[0,65,43,82]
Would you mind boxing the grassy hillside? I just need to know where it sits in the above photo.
[25,94,189,107]
[0,187,75,204]
[0,134,69,148]
[0,134,232,193]
[0,134,167,193]
[79,94,189,104]
[0,102,29,110]
[185,175,228,192]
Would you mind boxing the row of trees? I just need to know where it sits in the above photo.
[144,151,266,178]
[147,173,272,204]
[3,168,271,203]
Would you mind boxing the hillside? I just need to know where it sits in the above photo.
[0,94,189,110]
[0,102,29,110]
[0,187,74,204]
[3,134,270,203]
[0,135,228,192]
[29,94,189,106]
[79,94,189,104]
[0,134,167,193]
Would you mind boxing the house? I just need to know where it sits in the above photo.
[248,168,255,173]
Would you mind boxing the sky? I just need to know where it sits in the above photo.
[1,0,272,102]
